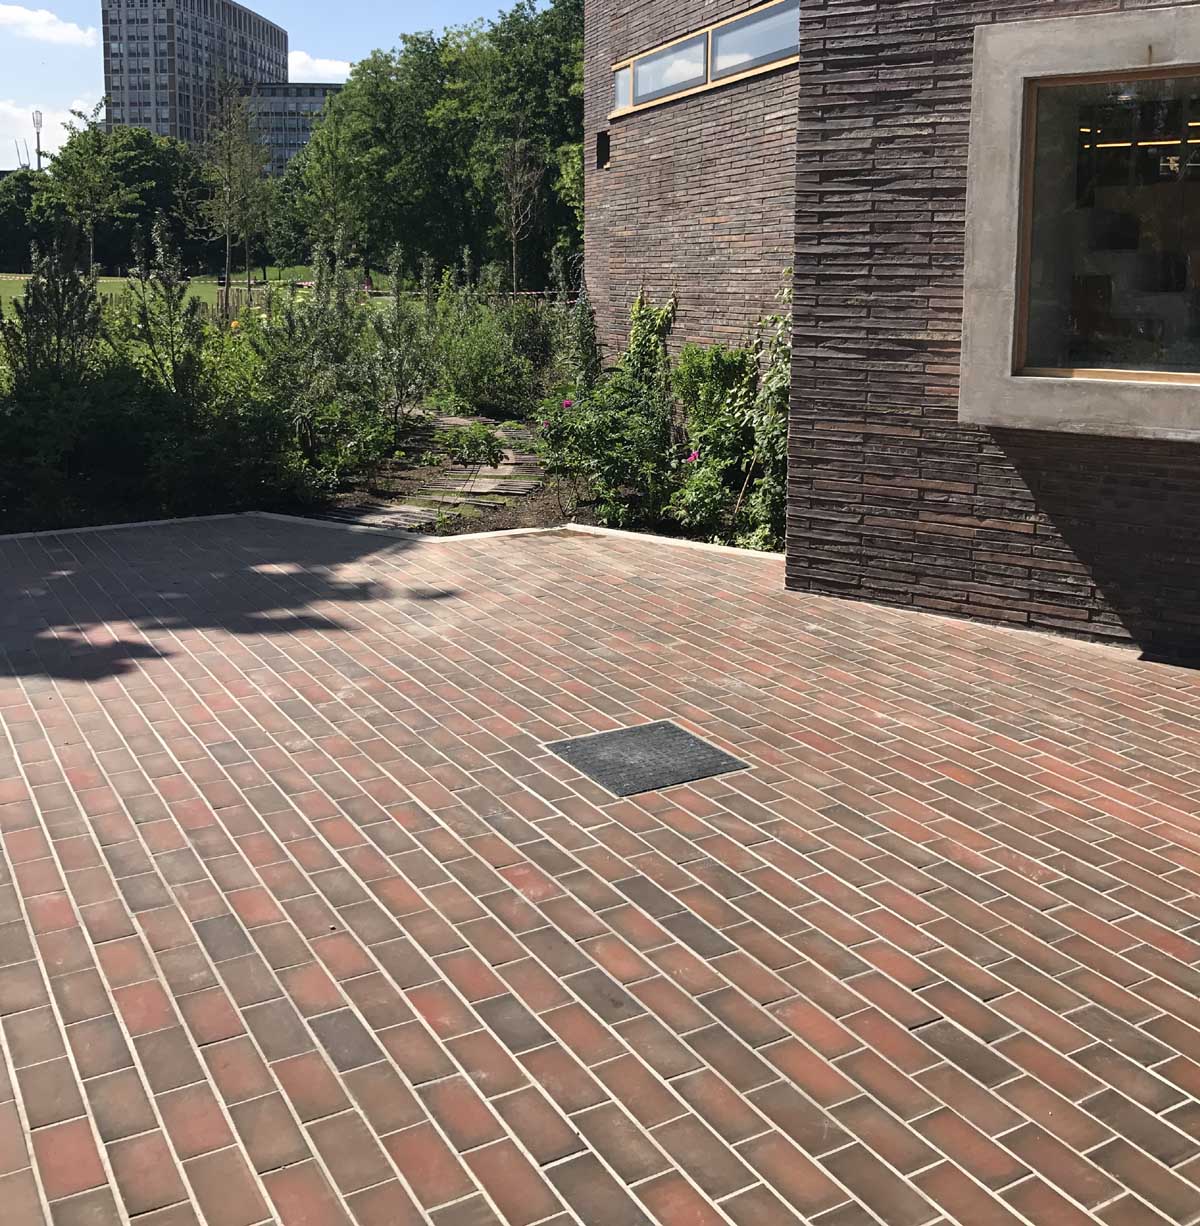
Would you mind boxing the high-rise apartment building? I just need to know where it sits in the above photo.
[101,0,288,146]
[244,82,341,176]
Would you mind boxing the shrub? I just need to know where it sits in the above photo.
[569,279,602,394]
[372,247,433,433]
[668,342,757,539]
[117,217,205,407]
[430,275,535,415]
[538,282,790,551]
[540,292,678,528]
[243,248,391,491]
[0,232,400,531]
[434,422,506,478]
[0,240,101,390]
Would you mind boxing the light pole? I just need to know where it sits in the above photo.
[31,111,42,171]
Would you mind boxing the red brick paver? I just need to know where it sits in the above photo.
[2,515,1200,1225]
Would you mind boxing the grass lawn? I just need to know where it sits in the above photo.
[0,274,224,314]
[1,265,390,315]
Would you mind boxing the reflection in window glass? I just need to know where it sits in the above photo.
[614,66,632,111]
[1024,74,1200,372]
[712,0,798,80]
[633,33,708,105]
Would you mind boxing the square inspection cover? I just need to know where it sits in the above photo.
[546,721,749,797]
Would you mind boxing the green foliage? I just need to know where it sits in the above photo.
[540,293,678,528]
[436,422,506,471]
[539,284,791,550]
[0,171,45,273]
[93,126,206,270]
[0,232,387,532]
[116,217,205,404]
[36,104,151,269]
[431,274,536,414]
[292,0,582,284]
[372,248,433,429]
[667,304,789,550]
[667,343,757,538]
[570,280,602,394]
[202,85,271,313]
[0,0,583,291]
[243,249,390,488]
[0,240,102,389]
[13,115,205,276]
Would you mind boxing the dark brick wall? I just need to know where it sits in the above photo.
[584,1,798,355]
[789,0,1200,656]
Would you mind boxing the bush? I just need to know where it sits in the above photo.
[540,291,678,528]
[0,233,396,531]
[371,247,433,432]
[429,275,534,415]
[434,422,506,474]
[0,240,101,390]
[243,249,392,492]
[538,282,791,551]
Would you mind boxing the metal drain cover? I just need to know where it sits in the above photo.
[546,721,748,797]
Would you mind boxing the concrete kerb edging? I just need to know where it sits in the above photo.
[1,508,786,563]
[252,513,787,559]
[563,522,785,561]
[0,512,245,542]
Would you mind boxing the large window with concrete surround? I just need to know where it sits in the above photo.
[1021,72,1200,378]
[610,0,799,118]
[959,9,1200,442]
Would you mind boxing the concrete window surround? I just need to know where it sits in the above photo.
[960,7,1200,442]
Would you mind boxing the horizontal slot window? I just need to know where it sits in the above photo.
[612,1,799,116]
[712,0,798,80]
[633,33,708,106]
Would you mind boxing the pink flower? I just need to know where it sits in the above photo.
[541,420,550,427]
[562,398,574,409]
[685,449,700,463]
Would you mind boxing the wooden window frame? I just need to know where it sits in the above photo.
[1014,65,1200,387]
[608,0,799,121]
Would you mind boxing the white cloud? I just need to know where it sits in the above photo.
[0,98,93,168]
[0,4,97,46]
[288,50,351,83]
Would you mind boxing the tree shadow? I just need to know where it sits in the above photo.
[0,515,419,682]
[996,429,1200,664]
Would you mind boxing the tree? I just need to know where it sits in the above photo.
[285,0,583,286]
[201,84,267,315]
[95,128,206,273]
[0,238,101,386]
[38,103,147,270]
[496,135,543,293]
[0,170,44,273]
[122,217,204,408]
[267,153,313,271]
[299,97,364,264]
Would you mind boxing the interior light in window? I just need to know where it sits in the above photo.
[1022,71,1200,375]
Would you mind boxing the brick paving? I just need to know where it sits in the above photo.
[2,516,1200,1226]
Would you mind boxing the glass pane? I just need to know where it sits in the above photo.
[1024,74,1200,373]
[712,0,799,80]
[633,33,708,105]
[614,66,632,111]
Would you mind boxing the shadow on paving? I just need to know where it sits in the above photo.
[0,515,424,683]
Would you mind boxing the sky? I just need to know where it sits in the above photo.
[0,0,503,168]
